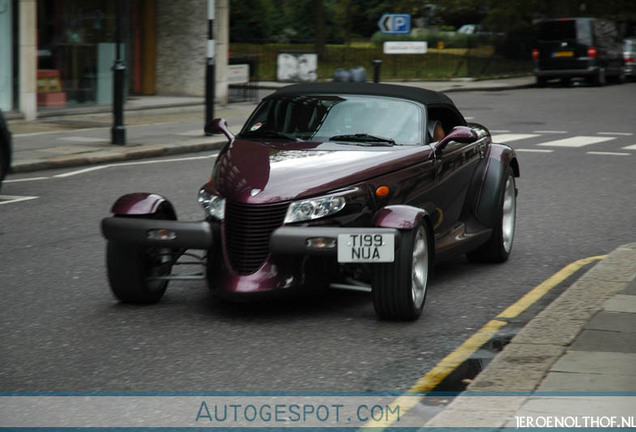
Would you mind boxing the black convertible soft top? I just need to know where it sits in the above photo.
[269,82,457,108]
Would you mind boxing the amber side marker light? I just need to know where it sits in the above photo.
[376,186,390,197]
[306,237,337,249]
[147,229,177,241]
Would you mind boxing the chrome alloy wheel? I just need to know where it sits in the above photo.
[411,226,429,308]
[501,175,516,254]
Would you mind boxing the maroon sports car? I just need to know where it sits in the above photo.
[101,82,519,321]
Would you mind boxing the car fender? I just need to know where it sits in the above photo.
[372,205,429,230]
[110,192,177,219]
[471,144,519,227]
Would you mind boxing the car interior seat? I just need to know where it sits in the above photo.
[428,120,445,142]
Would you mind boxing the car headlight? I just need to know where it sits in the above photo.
[284,196,346,224]
[198,189,225,220]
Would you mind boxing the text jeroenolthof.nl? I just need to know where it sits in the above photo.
[516,415,636,428]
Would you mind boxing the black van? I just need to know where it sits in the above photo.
[533,18,625,86]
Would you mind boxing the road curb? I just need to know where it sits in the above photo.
[425,242,636,427]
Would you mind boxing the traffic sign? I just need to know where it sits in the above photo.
[383,41,428,54]
[378,13,411,34]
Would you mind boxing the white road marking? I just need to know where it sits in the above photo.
[492,133,540,143]
[4,177,50,183]
[587,151,631,156]
[56,136,105,143]
[622,144,636,151]
[597,132,633,136]
[53,154,218,178]
[0,195,39,205]
[538,136,615,148]
[490,130,510,133]
[6,154,219,183]
[533,130,568,134]
[514,149,554,153]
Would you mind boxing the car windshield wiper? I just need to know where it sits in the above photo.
[329,133,396,146]
[242,130,303,141]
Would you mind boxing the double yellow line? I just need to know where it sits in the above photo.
[364,254,606,429]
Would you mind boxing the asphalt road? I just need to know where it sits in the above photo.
[1,82,634,394]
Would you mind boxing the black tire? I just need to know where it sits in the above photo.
[0,148,7,193]
[106,213,175,304]
[372,224,430,321]
[590,67,606,86]
[467,167,517,263]
[609,65,626,84]
[536,76,548,87]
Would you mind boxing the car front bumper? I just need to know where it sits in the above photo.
[102,217,400,257]
[534,65,600,79]
[101,217,215,249]
[270,226,399,256]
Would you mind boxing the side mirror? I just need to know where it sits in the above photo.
[467,122,491,139]
[204,118,235,141]
[433,126,478,152]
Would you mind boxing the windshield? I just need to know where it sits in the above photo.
[240,94,423,145]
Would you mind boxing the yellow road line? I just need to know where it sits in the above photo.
[363,254,606,429]
[497,254,606,319]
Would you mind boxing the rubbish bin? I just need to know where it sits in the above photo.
[333,68,351,82]
[349,66,367,82]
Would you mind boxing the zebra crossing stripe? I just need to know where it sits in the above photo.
[598,132,633,136]
[538,136,615,148]
[514,149,554,153]
[622,144,636,151]
[491,134,540,143]
[587,151,630,156]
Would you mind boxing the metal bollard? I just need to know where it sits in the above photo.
[372,60,382,83]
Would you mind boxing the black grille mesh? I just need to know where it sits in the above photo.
[224,201,289,275]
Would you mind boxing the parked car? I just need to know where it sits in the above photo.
[101,83,520,321]
[533,18,625,86]
[624,37,636,80]
[0,109,12,192]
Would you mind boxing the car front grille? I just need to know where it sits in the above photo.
[224,201,289,275]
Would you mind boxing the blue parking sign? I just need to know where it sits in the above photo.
[378,13,411,35]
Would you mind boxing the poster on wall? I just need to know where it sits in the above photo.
[276,52,318,82]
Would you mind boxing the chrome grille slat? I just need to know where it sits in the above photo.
[224,201,289,275]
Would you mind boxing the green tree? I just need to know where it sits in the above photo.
[229,0,276,42]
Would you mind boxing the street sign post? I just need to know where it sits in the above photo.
[378,13,411,35]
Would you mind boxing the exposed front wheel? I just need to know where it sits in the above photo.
[106,213,175,303]
[468,167,517,263]
[372,224,430,321]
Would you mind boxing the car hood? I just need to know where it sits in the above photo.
[212,139,431,204]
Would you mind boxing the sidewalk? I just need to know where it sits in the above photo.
[6,76,535,174]
[423,242,636,429]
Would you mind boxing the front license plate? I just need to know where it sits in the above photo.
[337,233,395,263]
[553,51,574,57]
